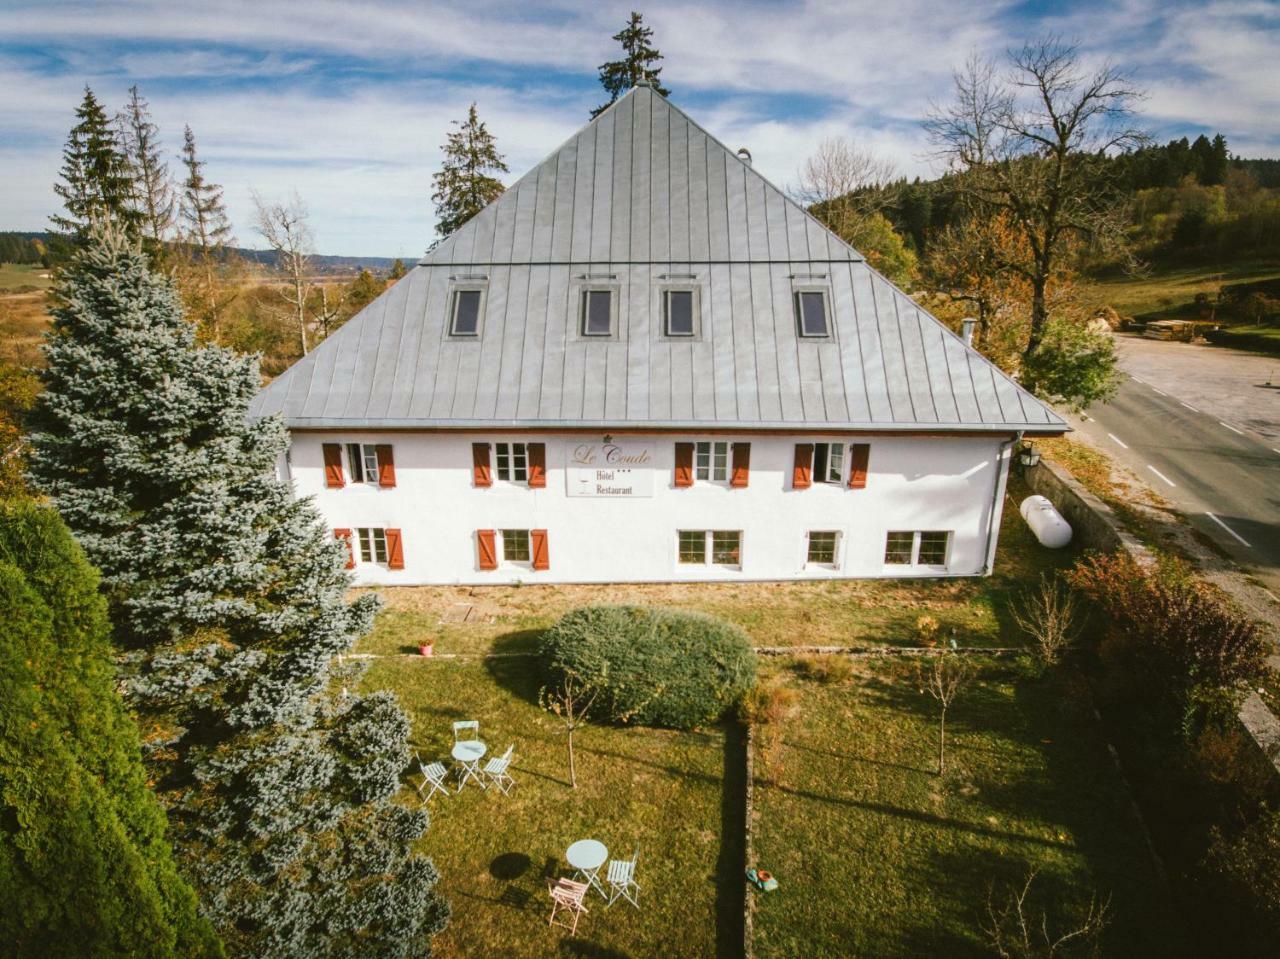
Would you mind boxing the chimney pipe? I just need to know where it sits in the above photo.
[737,147,752,166]
[961,317,977,347]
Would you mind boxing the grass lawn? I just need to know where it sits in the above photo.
[0,262,52,292]
[749,659,1182,958]
[363,654,744,959]
[1093,260,1280,321]
[354,477,1074,660]
[1206,324,1280,357]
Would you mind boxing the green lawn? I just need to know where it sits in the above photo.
[354,477,1074,660]
[362,654,743,959]
[1094,260,1280,321]
[1206,324,1280,357]
[749,659,1182,958]
[0,262,52,292]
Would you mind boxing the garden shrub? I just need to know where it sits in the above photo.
[1202,805,1280,953]
[793,652,854,685]
[539,605,757,730]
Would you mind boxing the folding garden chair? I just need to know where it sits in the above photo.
[605,848,640,908]
[548,878,589,935]
[482,745,515,795]
[452,720,479,743]
[414,751,449,803]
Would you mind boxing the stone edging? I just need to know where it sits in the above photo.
[743,721,756,959]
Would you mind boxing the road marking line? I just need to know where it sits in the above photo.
[1146,465,1177,487]
[1130,376,1146,384]
[1107,433,1129,449]
[1272,448,1280,455]
[1205,512,1252,548]
[1220,422,1245,435]
[1180,402,1200,412]
[1151,387,1168,396]
[1263,589,1279,604]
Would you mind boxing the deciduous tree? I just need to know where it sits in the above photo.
[431,104,508,238]
[593,11,670,117]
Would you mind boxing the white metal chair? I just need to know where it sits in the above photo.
[482,745,515,794]
[605,848,640,908]
[414,751,449,803]
[452,720,479,743]
[548,878,589,934]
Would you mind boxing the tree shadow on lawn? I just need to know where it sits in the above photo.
[483,629,549,706]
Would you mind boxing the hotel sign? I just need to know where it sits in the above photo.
[565,441,655,497]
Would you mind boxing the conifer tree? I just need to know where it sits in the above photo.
[28,225,449,958]
[120,85,176,250]
[178,125,235,336]
[0,500,221,958]
[50,86,141,246]
[431,103,508,238]
[592,11,670,118]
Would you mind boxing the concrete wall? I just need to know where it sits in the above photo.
[289,430,1015,586]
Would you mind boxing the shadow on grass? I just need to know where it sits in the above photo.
[483,630,548,707]
[559,940,633,959]
[717,722,747,959]
[780,738,932,776]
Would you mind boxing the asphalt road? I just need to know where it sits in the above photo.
[1070,373,1280,596]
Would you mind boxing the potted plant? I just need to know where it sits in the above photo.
[419,639,434,657]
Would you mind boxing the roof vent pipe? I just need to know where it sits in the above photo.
[961,317,977,347]
[737,147,752,166]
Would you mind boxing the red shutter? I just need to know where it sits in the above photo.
[385,529,405,569]
[793,444,813,489]
[477,530,498,570]
[674,443,694,488]
[323,444,345,488]
[472,443,492,487]
[528,443,547,488]
[334,528,355,569]
[730,443,751,488]
[375,444,396,487]
[848,443,870,489]
[531,529,550,571]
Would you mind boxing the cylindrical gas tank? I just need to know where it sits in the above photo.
[1019,495,1073,548]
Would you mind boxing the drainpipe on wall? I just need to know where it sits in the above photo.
[980,431,1021,574]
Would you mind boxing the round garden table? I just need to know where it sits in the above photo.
[451,740,487,791]
[566,839,609,898]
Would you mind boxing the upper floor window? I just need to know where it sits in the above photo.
[495,442,529,483]
[664,289,696,336]
[795,290,830,337]
[347,443,381,484]
[812,442,845,484]
[695,441,730,483]
[582,289,614,336]
[449,288,484,336]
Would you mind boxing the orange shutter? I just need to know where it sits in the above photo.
[472,443,492,487]
[375,444,396,487]
[528,443,547,488]
[385,528,405,570]
[730,443,751,488]
[848,443,870,489]
[323,444,345,488]
[477,530,498,570]
[793,444,813,489]
[674,443,694,488]
[334,528,355,569]
[531,529,550,571]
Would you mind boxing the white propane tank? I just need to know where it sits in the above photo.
[1019,495,1073,549]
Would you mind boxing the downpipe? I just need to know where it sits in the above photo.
[980,431,1021,575]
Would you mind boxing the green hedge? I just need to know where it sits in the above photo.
[539,605,757,730]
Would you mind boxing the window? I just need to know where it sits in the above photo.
[346,443,381,484]
[582,289,613,336]
[501,529,531,563]
[695,441,730,482]
[664,289,696,336]
[678,530,742,567]
[811,442,844,484]
[795,290,829,337]
[885,530,951,567]
[450,289,483,336]
[807,531,839,566]
[358,527,388,564]
[495,442,528,483]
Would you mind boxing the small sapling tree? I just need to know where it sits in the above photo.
[540,669,601,789]
[1012,573,1081,667]
[984,867,1111,958]
[924,641,971,775]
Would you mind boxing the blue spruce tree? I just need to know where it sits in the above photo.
[28,225,449,958]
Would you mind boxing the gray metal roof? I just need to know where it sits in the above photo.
[250,85,1066,435]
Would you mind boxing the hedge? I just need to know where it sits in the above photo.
[539,605,757,730]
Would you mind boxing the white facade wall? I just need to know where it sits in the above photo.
[290,431,1015,586]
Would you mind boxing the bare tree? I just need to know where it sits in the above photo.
[539,670,600,789]
[984,867,1111,958]
[923,645,971,775]
[793,136,898,243]
[253,191,314,356]
[1012,573,1081,666]
[312,283,349,340]
[925,40,1145,358]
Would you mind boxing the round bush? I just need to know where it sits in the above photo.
[539,605,757,730]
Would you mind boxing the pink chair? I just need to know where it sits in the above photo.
[548,878,590,934]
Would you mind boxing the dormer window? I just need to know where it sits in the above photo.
[795,290,830,337]
[664,289,696,336]
[582,289,613,336]
[449,288,483,336]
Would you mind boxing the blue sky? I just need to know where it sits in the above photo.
[2,0,1277,258]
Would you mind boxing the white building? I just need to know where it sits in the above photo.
[250,83,1066,586]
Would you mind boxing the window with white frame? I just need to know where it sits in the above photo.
[357,527,388,564]
[677,530,742,567]
[806,530,840,567]
[884,530,952,567]
[663,289,697,336]
[794,289,830,337]
[581,289,614,336]
[494,442,529,483]
[694,441,731,483]
[346,443,382,484]
[810,442,845,484]
[500,529,531,564]
[449,288,484,336]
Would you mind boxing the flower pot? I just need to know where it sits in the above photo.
[419,643,434,657]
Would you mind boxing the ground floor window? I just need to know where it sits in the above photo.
[501,529,531,563]
[806,530,840,566]
[677,530,742,567]
[884,530,951,567]
[358,527,388,564]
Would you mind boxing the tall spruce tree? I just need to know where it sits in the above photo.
[50,86,141,247]
[0,500,222,958]
[120,85,176,250]
[430,103,508,238]
[592,11,670,118]
[178,125,235,336]
[27,225,448,958]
